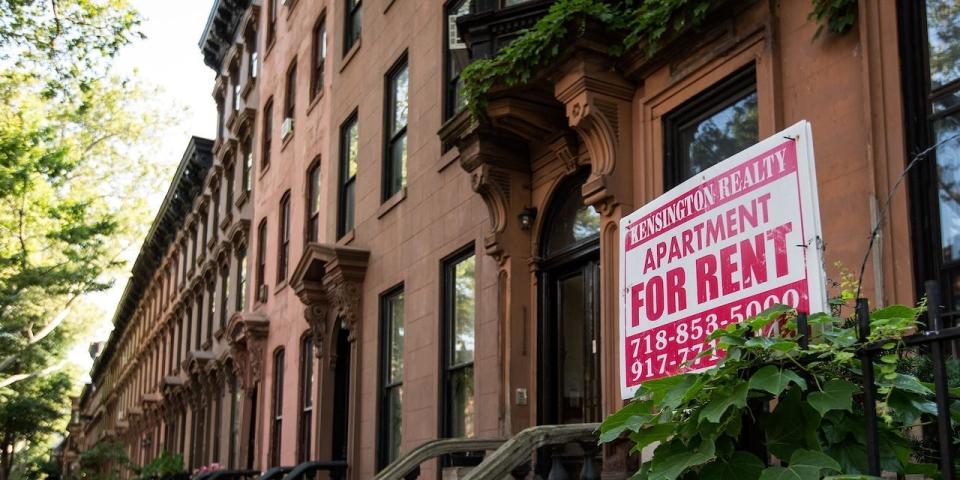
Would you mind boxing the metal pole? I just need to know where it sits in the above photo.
[797,311,809,350]
[857,298,881,476]
[924,280,957,480]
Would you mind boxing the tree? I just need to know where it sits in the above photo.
[0,1,177,479]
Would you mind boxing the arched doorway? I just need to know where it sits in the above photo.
[538,171,602,426]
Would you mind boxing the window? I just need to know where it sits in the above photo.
[344,0,361,54]
[377,287,404,469]
[338,113,359,238]
[201,210,209,255]
[444,0,472,120]
[441,249,476,438]
[262,100,273,170]
[213,384,223,463]
[236,246,247,311]
[267,0,277,46]
[242,135,253,193]
[311,17,327,99]
[383,56,408,201]
[211,189,220,241]
[228,372,240,468]
[901,0,960,315]
[306,161,321,243]
[207,281,215,342]
[225,164,235,214]
[219,263,230,329]
[184,306,193,356]
[195,293,203,349]
[277,192,291,283]
[256,220,267,300]
[217,99,225,141]
[269,348,284,466]
[662,65,758,188]
[232,64,241,111]
[246,27,258,80]
[297,335,314,463]
[284,61,297,129]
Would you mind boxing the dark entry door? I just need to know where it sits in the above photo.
[542,250,601,425]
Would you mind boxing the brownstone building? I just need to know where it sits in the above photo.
[62,0,957,478]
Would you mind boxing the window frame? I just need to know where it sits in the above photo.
[256,219,268,300]
[262,99,273,171]
[219,261,231,330]
[297,333,314,463]
[311,14,327,100]
[236,245,247,312]
[662,64,757,189]
[438,245,477,440]
[269,347,285,467]
[242,134,253,193]
[382,53,409,202]
[266,0,277,47]
[277,191,291,283]
[343,0,362,55]
[285,60,297,123]
[442,0,472,122]
[377,284,404,470]
[898,0,960,316]
[306,159,322,243]
[337,111,359,238]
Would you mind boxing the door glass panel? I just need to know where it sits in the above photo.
[926,0,960,89]
[544,188,600,256]
[936,112,960,262]
[559,272,586,424]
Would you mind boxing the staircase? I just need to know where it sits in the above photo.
[377,423,601,480]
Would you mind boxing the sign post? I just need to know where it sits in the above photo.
[618,121,826,399]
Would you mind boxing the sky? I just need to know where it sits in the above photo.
[67,0,217,381]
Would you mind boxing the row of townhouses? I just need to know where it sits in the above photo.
[60,0,957,478]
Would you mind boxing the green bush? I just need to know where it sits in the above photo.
[600,304,955,479]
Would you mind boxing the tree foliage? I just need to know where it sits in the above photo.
[0,1,178,479]
[600,304,958,479]
[461,0,858,117]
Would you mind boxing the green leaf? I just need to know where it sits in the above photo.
[749,365,807,395]
[648,437,716,480]
[869,305,915,321]
[758,449,841,480]
[763,389,820,460]
[699,382,748,424]
[628,423,676,453]
[700,451,765,480]
[808,380,858,417]
[600,400,653,443]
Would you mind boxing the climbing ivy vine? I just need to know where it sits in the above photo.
[599,304,958,479]
[461,0,858,117]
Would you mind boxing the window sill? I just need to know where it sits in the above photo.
[274,280,289,295]
[438,147,460,172]
[384,0,398,14]
[259,164,271,180]
[377,186,406,219]
[337,229,356,246]
[264,39,276,61]
[241,77,256,100]
[285,0,300,20]
[306,90,324,116]
[340,39,361,73]
[214,327,226,341]
[280,131,295,152]
[220,213,234,231]
[207,235,219,250]
[235,190,250,209]
[202,339,212,350]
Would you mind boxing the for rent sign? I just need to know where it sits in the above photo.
[618,121,826,399]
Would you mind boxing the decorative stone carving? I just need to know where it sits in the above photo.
[224,312,269,391]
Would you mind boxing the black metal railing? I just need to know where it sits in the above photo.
[192,469,259,480]
[283,460,348,480]
[255,466,294,480]
[854,280,959,479]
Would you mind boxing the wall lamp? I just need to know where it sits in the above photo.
[518,207,538,231]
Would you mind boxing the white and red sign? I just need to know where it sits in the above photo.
[618,121,826,399]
